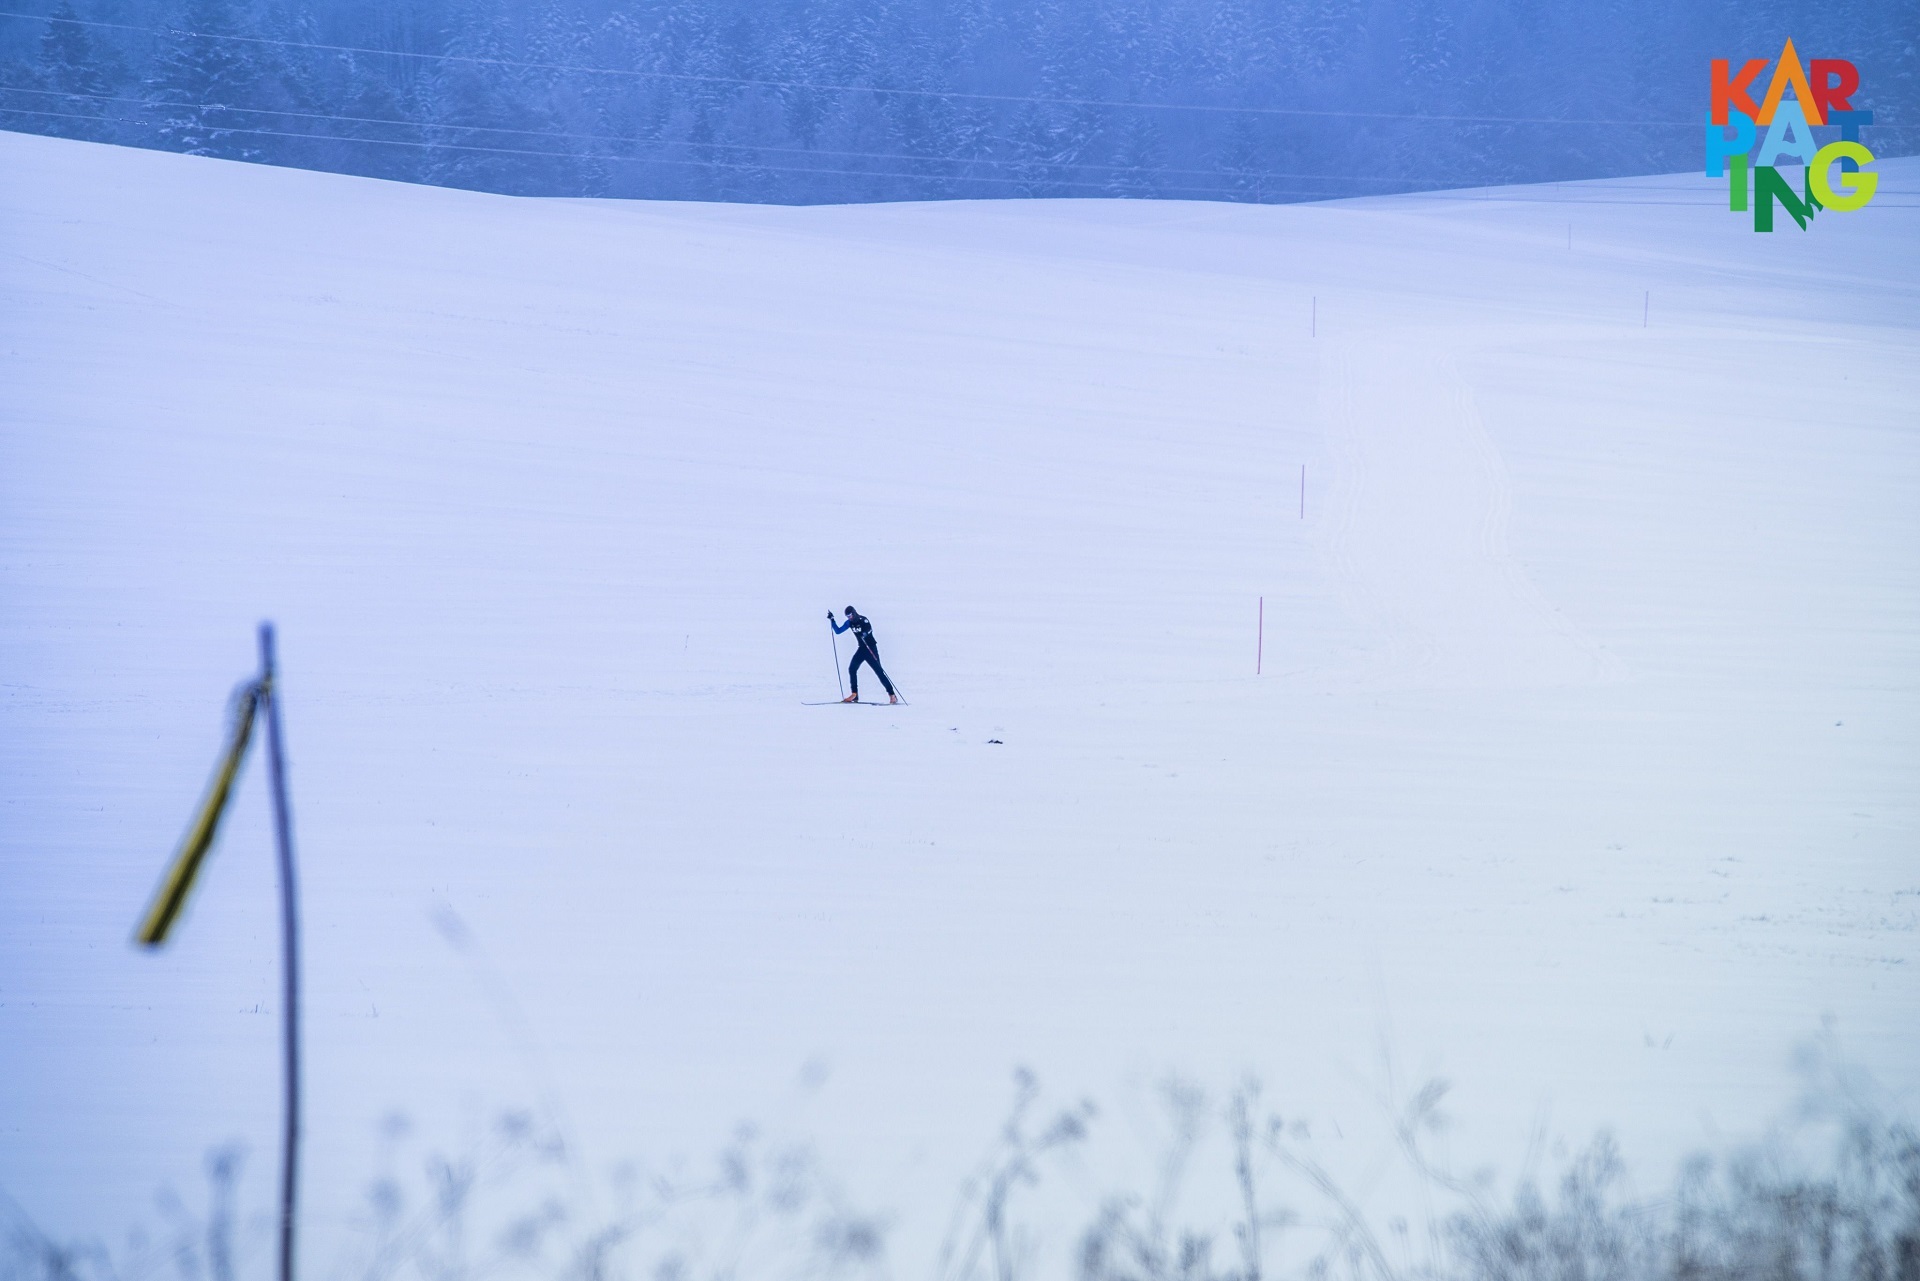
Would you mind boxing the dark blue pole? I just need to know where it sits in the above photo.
[258,623,301,1281]
[829,616,845,700]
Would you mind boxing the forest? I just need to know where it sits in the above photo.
[2,0,1915,204]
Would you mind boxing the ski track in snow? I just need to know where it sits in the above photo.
[1315,333,1622,690]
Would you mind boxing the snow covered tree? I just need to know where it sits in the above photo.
[1105,113,1166,198]
[144,0,268,158]
[20,1,125,144]
[38,2,117,103]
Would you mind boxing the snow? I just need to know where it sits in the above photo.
[2,129,1917,1272]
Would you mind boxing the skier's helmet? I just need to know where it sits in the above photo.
[845,606,857,616]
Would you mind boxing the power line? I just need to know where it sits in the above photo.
[0,85,1440,187]
[0,6,1703,129]
[10,80,1911,197]
[0,106,1361,198]
[25,109,1910,206]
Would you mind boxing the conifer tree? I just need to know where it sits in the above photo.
[38,0,119,117]
[144,0,264,158]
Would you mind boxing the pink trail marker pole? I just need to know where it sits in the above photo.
[1257,597,1264,675]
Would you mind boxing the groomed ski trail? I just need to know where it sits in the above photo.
[1312,332,1624,691]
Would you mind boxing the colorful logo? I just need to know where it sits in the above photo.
[1705,39,1877,232]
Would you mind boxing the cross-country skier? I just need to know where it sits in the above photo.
[829,606,898,704]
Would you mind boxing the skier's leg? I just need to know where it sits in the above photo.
[847,649,865,696]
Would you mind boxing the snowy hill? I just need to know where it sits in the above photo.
[2,130,1917,1274]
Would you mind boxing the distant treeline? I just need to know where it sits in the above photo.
[1,0,1913,202]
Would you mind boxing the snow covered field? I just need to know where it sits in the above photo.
[2,129,1917,1273]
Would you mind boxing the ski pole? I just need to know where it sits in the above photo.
[827,614,844,699]
[881,659,907,704]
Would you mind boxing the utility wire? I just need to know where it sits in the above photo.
[26,107,1908,205]
[0,106,1354,197]
[12,98,1913,204]
[0,6,1705,128]
[0,85,1451,186]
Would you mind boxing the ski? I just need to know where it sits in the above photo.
[801,700,907,706]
